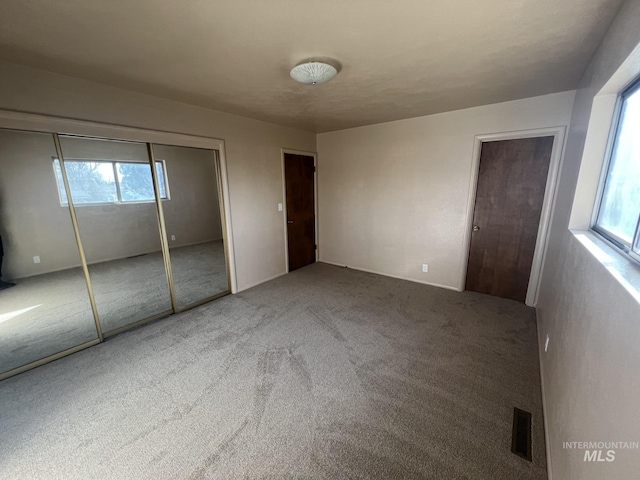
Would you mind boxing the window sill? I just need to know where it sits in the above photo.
[571,229,640,304]
[59,199,169,207]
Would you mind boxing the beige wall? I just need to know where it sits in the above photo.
[154,144,223,247]
[0,131,224,278]
[317,92,575,289]
[0,61,316,291]
[536,0,640,478]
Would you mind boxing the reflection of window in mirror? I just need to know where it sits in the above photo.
[52,158,169,206]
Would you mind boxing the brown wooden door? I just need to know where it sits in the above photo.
[284,153,316,271]
[465,137,554,302]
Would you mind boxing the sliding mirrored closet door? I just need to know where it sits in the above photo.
[0,127,231,379]
[57,135,172,335]
[0,129,99,376]
[151,144,229,309]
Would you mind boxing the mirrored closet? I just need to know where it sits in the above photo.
[0,127,230,380]
[152,144,229,310]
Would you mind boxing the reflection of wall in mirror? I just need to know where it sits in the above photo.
[0,129,79,280]
[0,130,223,279]
[154,144,223,247]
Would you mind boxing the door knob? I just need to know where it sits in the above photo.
[287,220,294,224]
[473,225,480,232]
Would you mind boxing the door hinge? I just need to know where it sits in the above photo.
[315,244,318,250]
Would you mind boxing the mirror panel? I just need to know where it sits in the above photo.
[0,129,99,375]
[58,135,172,334]
[152,144,229,309]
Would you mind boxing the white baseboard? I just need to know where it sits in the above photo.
[12,238,223,280]
[236,271,287,293]
[535,307,553,480]
[169,237,223,249]
[320,260,459,291]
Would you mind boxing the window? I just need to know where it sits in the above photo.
[53,159,168,205]
[593,79,640,261]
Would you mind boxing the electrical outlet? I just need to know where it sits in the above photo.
[33,256,41,264]
[422,264,428,273]
[278,203,283,212]
[171,235,176,241]
[545,334,550,352]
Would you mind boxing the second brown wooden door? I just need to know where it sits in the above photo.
[284,153,316,271]
[465,136,554,302]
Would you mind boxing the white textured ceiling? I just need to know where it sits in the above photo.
[0,0,624,132]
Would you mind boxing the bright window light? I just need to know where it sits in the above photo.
[0,305,41,325]
[53,159,168,206]
[594,79,640,258]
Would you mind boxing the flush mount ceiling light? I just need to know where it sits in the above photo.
[290,61,338,85]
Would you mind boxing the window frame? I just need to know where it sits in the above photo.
[591,76,640,263]
[53,157,170,206]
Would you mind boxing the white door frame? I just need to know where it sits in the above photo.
[0,109,238,293]
[459,126,567,306]
[281,148,318,273]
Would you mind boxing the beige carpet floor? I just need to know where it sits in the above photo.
[0,263,546,479]
[0,240,228,374]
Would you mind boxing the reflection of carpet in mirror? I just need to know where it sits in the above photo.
[0,267,95,374]
[0,240,228,374]
[90,240,228,332]
[169,240,228,309]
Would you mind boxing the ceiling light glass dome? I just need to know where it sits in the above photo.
[290,61,337,85]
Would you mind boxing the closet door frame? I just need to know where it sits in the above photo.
[0,110,237,379]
